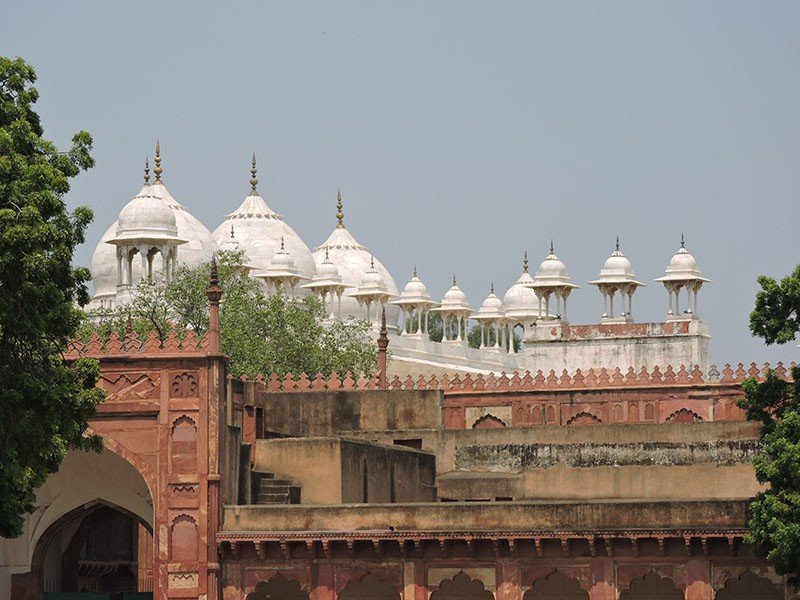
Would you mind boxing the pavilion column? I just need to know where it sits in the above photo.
[693,284,700,316]
[116,251,123,286]
[126,252,133,286]
[139,247,148,283]
[684,557,712,600]
[311,563,335,600]
[496,560,521,600]
[587,557,616,600]
[667,284,674,315]
[562,292,569,323]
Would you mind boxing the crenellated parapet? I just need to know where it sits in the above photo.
[64,329,214,358]
[253,361,795,394]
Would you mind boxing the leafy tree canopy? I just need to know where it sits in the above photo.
[0,56,103,537]
[740,263,800,586]
[750,265,800,345]
[82,251,377,378]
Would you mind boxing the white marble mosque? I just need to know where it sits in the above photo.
[89,146,712,375]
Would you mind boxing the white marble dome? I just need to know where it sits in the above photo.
[592,240,639,284]
[441,277,469,307]
[474,286,505,320]
[89,221,120,307]
[90,158,218,307]
[115,185,177,239]
[669,248,697,270]
[316,250,342,280]
[270,239,295,270]
[212,164,316,288]
[400,268,432,301]
[655,237,710,284]
[313,194,400,326]
[358,259,386,291]
[538,251,569,278]
[481,291,504,312]
[153,182,217,269]
[503,253,543,322]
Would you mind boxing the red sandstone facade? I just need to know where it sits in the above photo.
[7,309,796,598]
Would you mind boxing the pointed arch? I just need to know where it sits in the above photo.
[620,572,682,600]
[431,571,493,600]
[246,573,309,600]
[524,571,588,599]
[666,408,703,423]
[340,573,400,600]
[715,570,782,600]
[472,414,507,429]
[566,411,602,426]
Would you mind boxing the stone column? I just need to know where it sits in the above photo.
[496,560,521,600]
[588,557,615,600]
[684,557,712,600]
[311,563,335,600]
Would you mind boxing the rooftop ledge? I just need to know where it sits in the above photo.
[221,499,750,536]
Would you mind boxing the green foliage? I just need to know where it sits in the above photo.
[0,57,103,537]
[741,264,800,585]
[750,265,800,345]
[83,251,377,379]
[741,367,800,588]
[467,323,521,352]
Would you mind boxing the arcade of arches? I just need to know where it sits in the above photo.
[233,569,786,600]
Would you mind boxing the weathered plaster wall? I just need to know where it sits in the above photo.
[260,389,443,437]
[252,438,436,504]
[524,320,711,375]
[223,498,748,532]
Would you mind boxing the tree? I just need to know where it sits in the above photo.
[739,264,800,586]
[750,265,800,345]
[0,57,103,537]
[83,251,377,378]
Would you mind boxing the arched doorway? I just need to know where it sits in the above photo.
[716,571,782,600]
[340,573,400,600]
[41,501,152,596]
[431,572,493,600]
[620,572,682,600]
[246,573,308,600]
[9,448,153,600]
[524,571,588,599]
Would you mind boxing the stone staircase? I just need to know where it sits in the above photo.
[253,472,301,505]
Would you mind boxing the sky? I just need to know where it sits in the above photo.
[2,1,798,367]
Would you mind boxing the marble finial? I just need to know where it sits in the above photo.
[336,189,344,228]
[249,153,258,194]
[153,140,163,183]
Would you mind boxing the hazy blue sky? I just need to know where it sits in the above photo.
[2,1,798,366]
